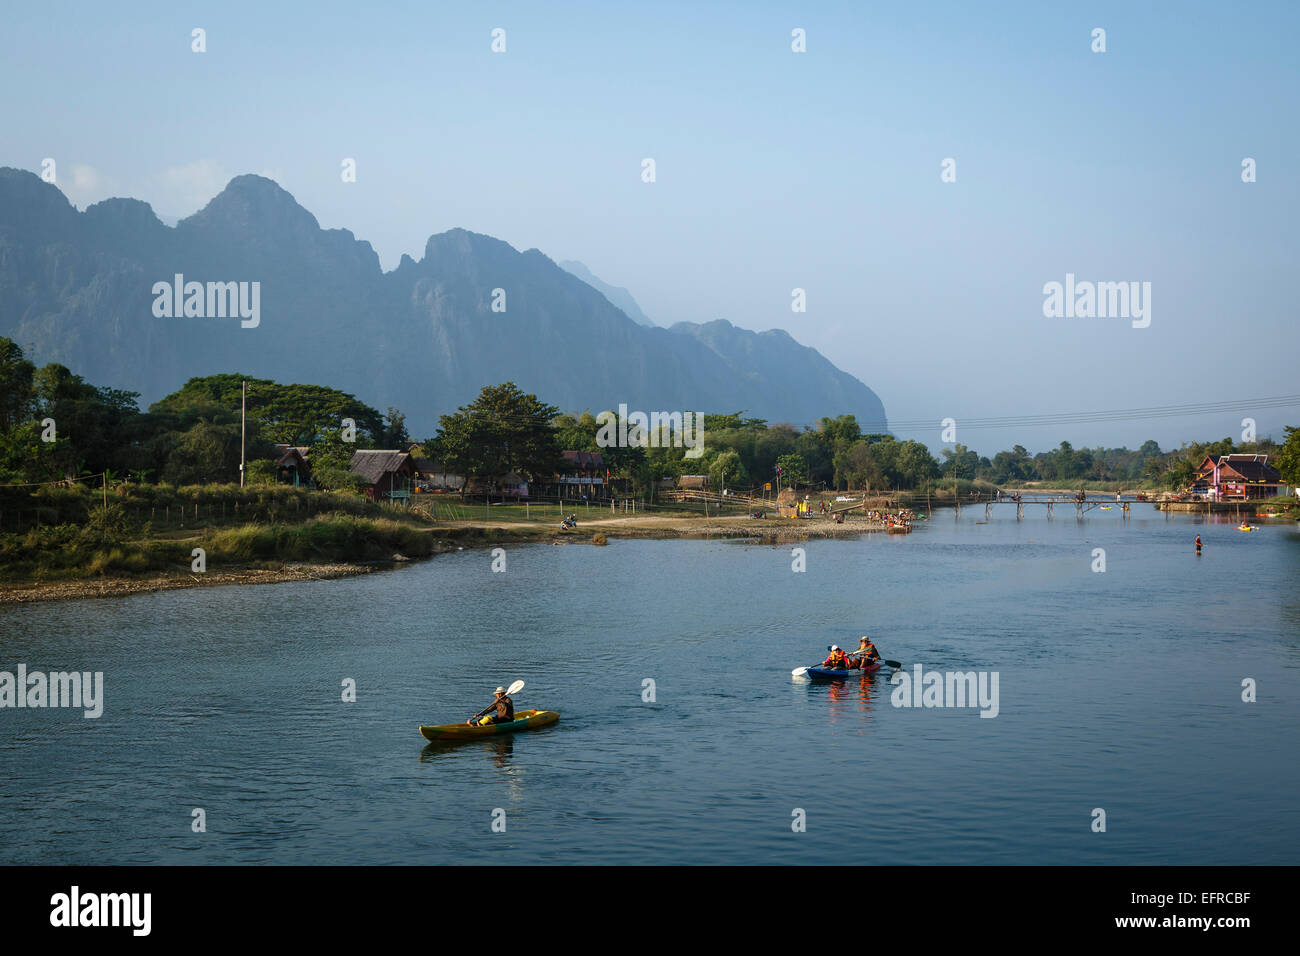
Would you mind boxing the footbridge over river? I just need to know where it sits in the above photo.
[979,492,1141,520]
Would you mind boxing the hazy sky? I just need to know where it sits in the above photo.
[3,1,1296,455]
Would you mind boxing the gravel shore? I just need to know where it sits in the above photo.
[0,563,379,605]
[0,513,905,605]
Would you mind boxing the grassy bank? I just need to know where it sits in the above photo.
[0,484,438,584]
[0,511,440,583]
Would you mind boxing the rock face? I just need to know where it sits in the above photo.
[0,168,888,435]
[558,260,656,327]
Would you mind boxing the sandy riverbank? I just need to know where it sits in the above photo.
[0,513,899,606]
[0,562,384,606]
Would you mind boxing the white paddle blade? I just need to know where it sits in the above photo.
[792,667,809,677]
[507,679,525,695]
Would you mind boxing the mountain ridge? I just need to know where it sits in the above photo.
[0,168,888,436]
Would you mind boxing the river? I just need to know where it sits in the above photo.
[2,506,1297,864]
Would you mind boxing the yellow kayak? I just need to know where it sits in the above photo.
[419,709,559,742]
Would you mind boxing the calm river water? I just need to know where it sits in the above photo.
[2,506,1297,864]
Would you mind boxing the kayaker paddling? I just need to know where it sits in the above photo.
[851,636,881,668]
[822,645,850,669]
[470,686,515,726]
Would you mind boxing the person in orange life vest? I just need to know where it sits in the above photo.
[851,636,880,668]
[1195,534,1202,554]
[822,645,850,669]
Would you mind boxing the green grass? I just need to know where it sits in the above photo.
[0,483,438,583]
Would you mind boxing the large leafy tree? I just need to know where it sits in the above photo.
[152,374,386,445]
[1272,426,1300,487]
[430,383,562,485]
[0,338,36,433]
[708,449,747,490]
[895,440,940,488]
[30,363,142,480]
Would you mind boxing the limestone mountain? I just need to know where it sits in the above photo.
[0,168,887,436]
[558,260,656,327]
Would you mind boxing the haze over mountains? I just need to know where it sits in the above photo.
[558,261,656,327]
[0,167,887,437]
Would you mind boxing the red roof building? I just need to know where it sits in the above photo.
[1190,454,1281,500]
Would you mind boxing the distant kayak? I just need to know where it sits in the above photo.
[802,661,883,680]
[420,709,559,741]
[1237,525,1255,532]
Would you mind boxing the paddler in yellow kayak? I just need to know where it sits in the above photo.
[470,686,515,726]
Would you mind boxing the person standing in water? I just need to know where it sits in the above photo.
[1195,534,1202,556]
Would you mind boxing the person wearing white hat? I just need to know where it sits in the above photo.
[821,644,850,669]
[471,686,515,726]
[851,636,880,668]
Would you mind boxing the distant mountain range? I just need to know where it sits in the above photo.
[558,260,656,327]
[0,167,887,437]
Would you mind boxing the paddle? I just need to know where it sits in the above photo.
[468,679,525,724]
[844,642,902,669]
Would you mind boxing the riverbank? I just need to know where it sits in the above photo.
[0,562,382,605]
[0,511,895,605]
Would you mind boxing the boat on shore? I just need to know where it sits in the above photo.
[419,709,559,741]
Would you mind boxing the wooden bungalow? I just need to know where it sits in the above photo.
[536,450,609,499]
[678,475,711,490]
[1190,454,1282,500]
[274,445,311,487]
[348,450,413,504]
[410,458,465,493]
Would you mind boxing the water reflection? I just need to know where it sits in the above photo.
[819,670,887,727]
[420,734,516,766]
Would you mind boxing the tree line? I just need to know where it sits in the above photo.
[4,338,1297,495]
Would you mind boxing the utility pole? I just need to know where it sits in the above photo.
[240,380,246,488]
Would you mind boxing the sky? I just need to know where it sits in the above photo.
[2,0,1297,456]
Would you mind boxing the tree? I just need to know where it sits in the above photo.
[708,449,746,491]
[895,440,940,489]
[31,363,141,480]
[152,374,385,445]
[0,338,35,433]
[429,383,562,489]
[377,407,411,449]
[939,443,980,481]
[1274,426,1300,487]
[163,419,243,485]
[774,453,808,486]
[837,440,883,490]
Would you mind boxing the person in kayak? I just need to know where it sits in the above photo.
[473,687,515,726]
[851,637,881,667]
[822,645,850,669]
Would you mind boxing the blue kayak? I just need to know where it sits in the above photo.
[803,661,883,680]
